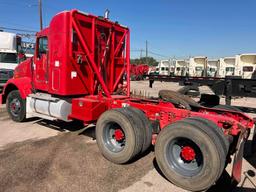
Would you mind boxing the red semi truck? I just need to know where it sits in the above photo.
[130,63,149,80]
[0,10,254,191]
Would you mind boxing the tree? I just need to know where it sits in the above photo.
[130,57,158,66]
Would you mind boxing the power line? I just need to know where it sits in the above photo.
[131,49,169,58]
[148,51,168,58]
[0,26,37,33]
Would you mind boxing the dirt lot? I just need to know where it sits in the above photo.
[0,81,255,192]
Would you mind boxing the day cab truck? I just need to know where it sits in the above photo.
[0,31,21,88]
[0,10,254,191]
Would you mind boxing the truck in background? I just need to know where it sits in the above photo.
[156,59,174,76]
[174,59,189,76]
[218,57,236,77]
[188,56,207,77]
[207,59,219,77]
[0,31,21,87]
[235,53,256,79]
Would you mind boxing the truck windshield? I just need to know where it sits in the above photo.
[195,67,203,71]
[243,66,253,72]
[0,53,17,63]
[226,67,235,72]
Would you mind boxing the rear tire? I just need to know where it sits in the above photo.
[96,108,144,164]
[6,90,26,122]
[183,117,230,155]
[155,120,226,191]
[125,107,152,153]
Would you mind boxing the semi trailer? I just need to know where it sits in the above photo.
[0,10,254,191]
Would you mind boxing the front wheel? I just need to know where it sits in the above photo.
[6,90,26,122]
[155,120,226,191]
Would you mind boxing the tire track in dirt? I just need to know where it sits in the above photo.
[0,132,154,192]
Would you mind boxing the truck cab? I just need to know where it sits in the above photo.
[0,32,21,87]
[188,56,207,77]
[236,53,256,79]
[157,60,171,76]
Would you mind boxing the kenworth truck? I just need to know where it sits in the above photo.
[0,10,254,191]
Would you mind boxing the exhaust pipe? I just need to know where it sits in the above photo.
[104,9,110,19]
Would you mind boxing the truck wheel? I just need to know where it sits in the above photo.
[96,108,144,164]
[183,117,229,156]
[155,120,226,191]
[213,105,242,112]
[126,107,152,153]
[6,90,26,122]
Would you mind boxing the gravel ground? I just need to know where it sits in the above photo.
[0,81,255,192]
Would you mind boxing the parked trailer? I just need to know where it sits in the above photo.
[0,10,254,191]
[219,57,236,77]
[236,53,256,79]
[189,56,207,77]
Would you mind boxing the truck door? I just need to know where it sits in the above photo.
[34,36,49,91]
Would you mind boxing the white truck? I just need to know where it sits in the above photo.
[188,56,207,77]
[219,57,236,77]
[156,59,174,76]
[235,53,256,79]
[207,59,219,77]
[174,59,189,76]
[0,31,21,87]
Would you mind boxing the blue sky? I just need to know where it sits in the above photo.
[0,0,255,59]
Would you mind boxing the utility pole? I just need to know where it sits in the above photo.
[140,49,143,59]
[39,0,43,30]
[146,40,148,58]
[146,40,148,64]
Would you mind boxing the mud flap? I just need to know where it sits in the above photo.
[231,132,246,186]
[252,127,256,154]
[0,94,2,105]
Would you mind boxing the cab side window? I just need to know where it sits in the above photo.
[37,37,48,58]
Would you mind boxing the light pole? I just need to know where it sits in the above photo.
[39,0,43,30]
